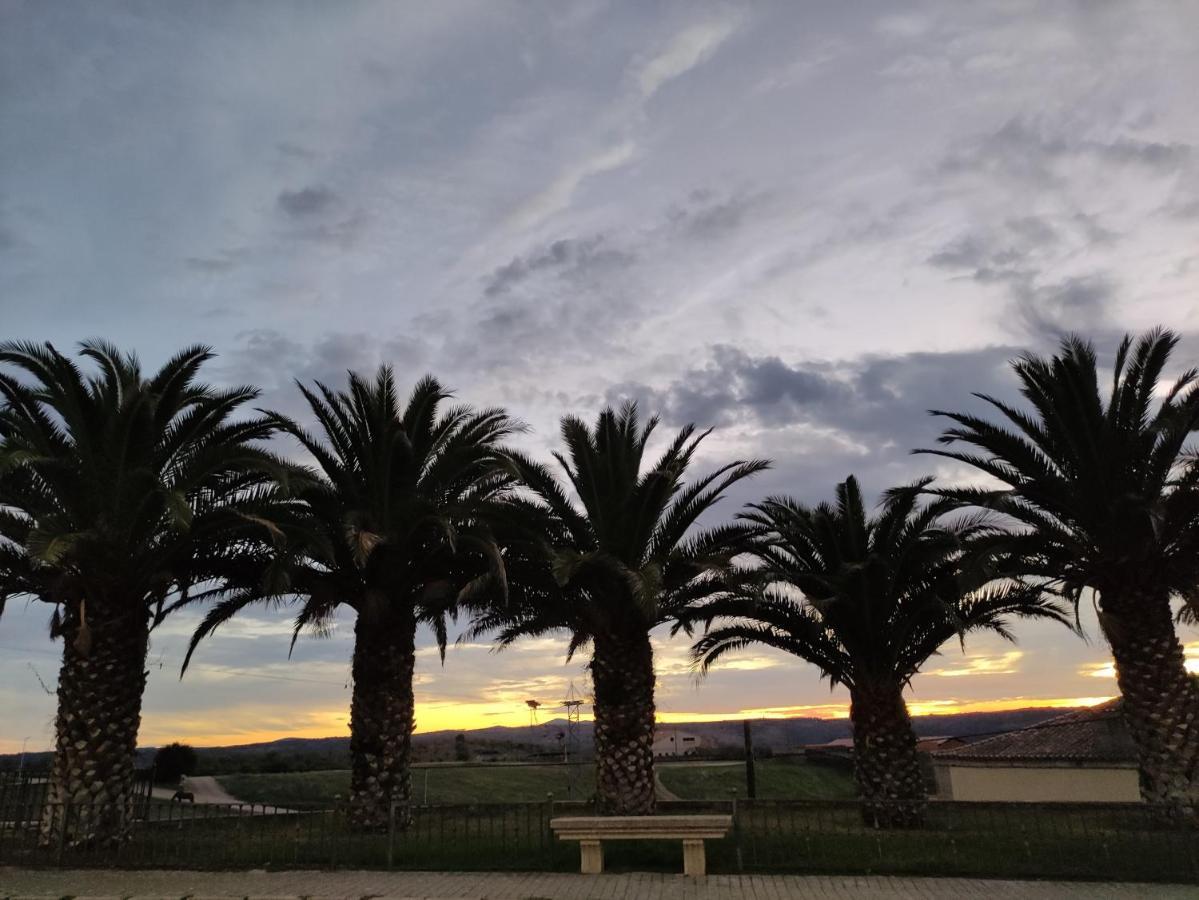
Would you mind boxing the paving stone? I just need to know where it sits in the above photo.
[2,871,1197,900]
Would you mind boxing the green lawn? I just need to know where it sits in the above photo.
[215,758,852,808]
[217,763,595,808]
[658,757,856,800]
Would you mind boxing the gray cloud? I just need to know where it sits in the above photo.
[292,210,371,249]
[612,344,1018,441]
[941,117,1194,186]
[483,235,636,297]
[607,343,1030,503]
[1012,273,1117,338]
[275,142,319,161]
[926,216,1119,338]
[664,188,764,241]
[1168,198,1199,220]
[277,185,338,217]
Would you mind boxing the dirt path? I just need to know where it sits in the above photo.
[149,775,243,805]
[183,775,243,804]
[653,770,681,801]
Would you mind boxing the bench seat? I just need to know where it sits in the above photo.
[549,814,732,876]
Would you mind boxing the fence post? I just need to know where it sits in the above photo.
[731,795,743,873]
[55,801,69,868]
[743,721,757,800]
[387,798,396,870]
[1189,804,1199,882]
[545,792,555,869]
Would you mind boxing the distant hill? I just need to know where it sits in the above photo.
[1,705,1087,774]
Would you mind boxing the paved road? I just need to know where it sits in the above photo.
[1,868,1193,899]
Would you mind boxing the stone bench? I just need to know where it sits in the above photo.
[549,814,733,876]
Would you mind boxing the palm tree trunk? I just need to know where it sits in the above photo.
[40,599,150,847]
[591,632,656,816]
[348,605,416,831]
[849,680,926,828]
[1101,591,1199,814]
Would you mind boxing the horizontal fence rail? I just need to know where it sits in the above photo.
[1,791,1196,882]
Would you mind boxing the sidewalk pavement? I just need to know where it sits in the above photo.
[2,868,1196,899]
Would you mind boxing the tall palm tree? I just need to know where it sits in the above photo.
[921,329,1199,811]
[470,403,768,815]
[184,370,519,830]
[0,341,288,846]
[685,477,1068,827]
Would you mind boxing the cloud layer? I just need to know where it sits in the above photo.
[2,0,1198,751]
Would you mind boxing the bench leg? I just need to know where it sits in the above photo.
[579,839,604,874]
[682,838,706,876]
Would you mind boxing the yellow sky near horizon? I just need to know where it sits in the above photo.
[71,693,1119,753]
[2,622,1194,754]
[90,641,1199,750]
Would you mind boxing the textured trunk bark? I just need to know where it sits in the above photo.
[348,605,416,831]
[849,680,926,828]
[591,631,656,816]
[40,598,150,847]
[1100,590,1199,814]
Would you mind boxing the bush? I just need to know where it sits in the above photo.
[153,742,198,784]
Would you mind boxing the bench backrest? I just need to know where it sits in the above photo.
[550,814,732,840]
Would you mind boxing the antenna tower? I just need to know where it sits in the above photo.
[561,681,584,764]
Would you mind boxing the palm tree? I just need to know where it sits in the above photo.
[184,370,519,830]
[920,329,1199,811]
[470,403,768,815]
[685,477,1068,827]
[0,341,288,846]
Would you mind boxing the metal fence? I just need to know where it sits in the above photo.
[1,795,1196,882]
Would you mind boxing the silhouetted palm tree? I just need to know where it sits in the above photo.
[685,477,1068,827]
[0,341,288,845]
[470,403,768,815]
[184,370,519,829]
[920,329,1199,811]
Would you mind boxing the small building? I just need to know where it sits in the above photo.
[932,700,1140,803]
[653,728,703,757]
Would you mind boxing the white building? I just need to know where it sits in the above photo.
[653,728,704,757]
[932,700,1141,803]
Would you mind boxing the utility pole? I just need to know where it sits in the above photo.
[743,720,756,799]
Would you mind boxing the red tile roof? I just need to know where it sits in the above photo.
[933,700,1136,764]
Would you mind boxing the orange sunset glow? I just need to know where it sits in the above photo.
[123,693,1121,751]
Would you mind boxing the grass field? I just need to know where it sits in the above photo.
[217,763,596,808]
[658,758,855,800]
[215,758,853,807]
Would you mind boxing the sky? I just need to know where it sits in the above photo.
[2,0,1199,754]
